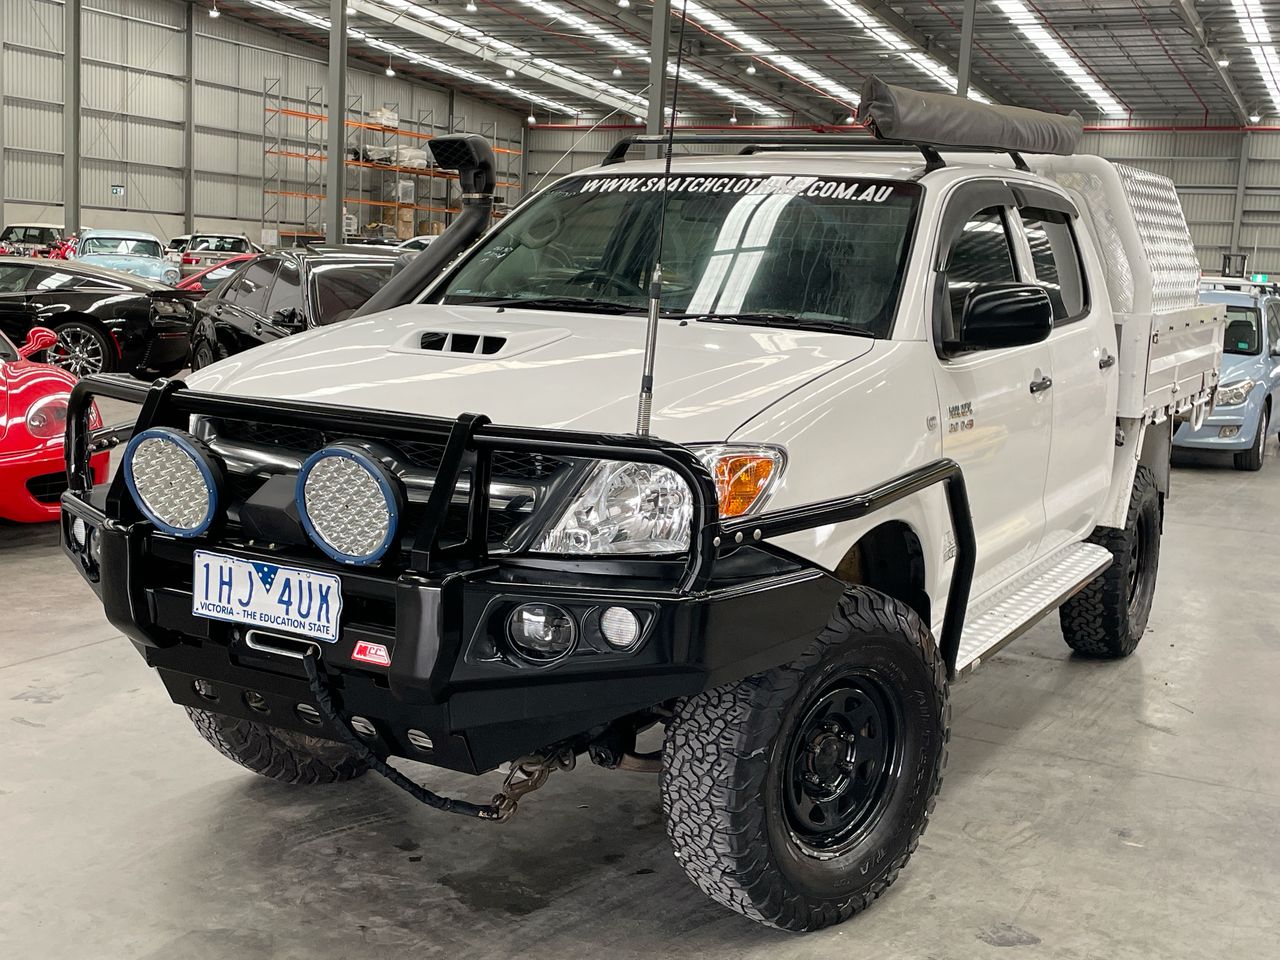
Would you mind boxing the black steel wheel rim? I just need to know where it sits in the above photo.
[1127,509,1156,620]
[782,673,903,855]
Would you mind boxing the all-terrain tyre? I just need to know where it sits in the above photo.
[185,707,369,784]
[1059,465,1162,658]
[660,587,948,932]
[1234,405,1268,471]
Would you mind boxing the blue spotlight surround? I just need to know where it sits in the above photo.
[295,443,403,565]
[122,427,221,537]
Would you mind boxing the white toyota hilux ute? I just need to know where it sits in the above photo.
[61,83,1223,932]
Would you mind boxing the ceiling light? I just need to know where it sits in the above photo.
[618,0,630,7]
[466,1,478,11]
[1218,57,1231,67]
[386,65,396,77]
[347,4,356,14]
[505,67,515,77]
[746,64,756,75]
[678,1,860,108]
[527,111,537,124]
[209,2,220,17]
[994,0,1124,114]
[1250,113,1262,123]
[612,65,623,77]
[821,0,989,103]
[729,111,738,123]
[634,115,644,123]
[515,0,778,115]
[1231,1,1280,113]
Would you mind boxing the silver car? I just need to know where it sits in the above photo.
[178,234,260,278]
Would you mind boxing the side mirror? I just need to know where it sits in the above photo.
[272,307,303,328]
[19,326,58,359]
[956,283,1053,350]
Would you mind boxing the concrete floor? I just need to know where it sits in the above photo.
[2,443,1278,959]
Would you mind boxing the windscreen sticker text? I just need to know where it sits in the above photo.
[575,176,897,202]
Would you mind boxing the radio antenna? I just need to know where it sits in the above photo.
[635,1,690,436]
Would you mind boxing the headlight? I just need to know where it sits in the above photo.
[123,427,222,537]
[1215,378,1257,408]
[164,269,180,285]
[533,445,784,556]
[296,444,404,565]
[25,395,69,439]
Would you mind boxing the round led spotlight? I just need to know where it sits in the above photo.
[599,606,641,650]
[507,602,576,662]
[123,427,221,537]
[297,443,403,565]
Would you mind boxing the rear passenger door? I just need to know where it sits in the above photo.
[217,258,279,352]
[932,183,1053,598]
[1012,194,1117,556]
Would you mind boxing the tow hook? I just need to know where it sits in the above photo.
[301,649,572,823]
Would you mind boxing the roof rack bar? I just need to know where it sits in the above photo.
[602,133,1030,174]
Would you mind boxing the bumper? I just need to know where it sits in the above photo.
[59,375,978,778]
[0,447,107,522]
[61,490,843,774]
[1173,405,1260,451]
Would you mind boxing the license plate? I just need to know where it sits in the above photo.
[192,550,344,643]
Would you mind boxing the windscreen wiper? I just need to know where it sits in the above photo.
[666,311,867,335]
[447,296,643,314]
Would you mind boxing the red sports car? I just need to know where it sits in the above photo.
[175,252,256,292]
[1,327,109,522]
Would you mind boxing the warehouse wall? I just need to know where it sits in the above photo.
[0,0,525,243]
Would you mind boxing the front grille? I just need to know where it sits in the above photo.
[212,419,566,482]
[27,471,68,504]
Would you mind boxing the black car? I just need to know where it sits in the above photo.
[188,249,397,369]
[0,258,194,378]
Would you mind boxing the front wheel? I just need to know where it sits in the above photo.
[661,587,948,931]
[185,707,368,785]
[1234,405,1268,471]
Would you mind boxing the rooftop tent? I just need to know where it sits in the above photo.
[859,76,1084,157]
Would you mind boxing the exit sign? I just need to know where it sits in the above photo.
[1251,273,1269,282]
[110,184,125,197]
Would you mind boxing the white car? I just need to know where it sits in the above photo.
[61,82,1223,933]
[396,235,436,251]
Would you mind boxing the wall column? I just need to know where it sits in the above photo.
[324,0,349,244]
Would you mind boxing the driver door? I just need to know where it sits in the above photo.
[218,258,280,352]
[932,183,1053,599]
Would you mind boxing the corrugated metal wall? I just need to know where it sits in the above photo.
[1,0,525,242]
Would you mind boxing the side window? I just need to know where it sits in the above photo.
[1019,209,1087,322]
[223,259,277,315]
[943,207,1017,337]
[0,264,35,292]
[1267,302,1280,352]
[266,259,303,316]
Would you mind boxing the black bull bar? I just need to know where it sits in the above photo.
[64,374,976,674]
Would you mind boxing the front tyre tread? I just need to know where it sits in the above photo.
[661,587,947,932]
[185,707,368,785]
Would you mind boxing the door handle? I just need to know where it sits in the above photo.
[1030,375,1053,395]
[1098,353,1116,370]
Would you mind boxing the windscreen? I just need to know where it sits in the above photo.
[191,236,251,253]
[1223,305,1261,356]
[312,262,395,325]
[1,226,59,245]
[81,236,163,258]
[440,174,921,337]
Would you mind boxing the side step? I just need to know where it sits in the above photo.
[954,542,1112,676]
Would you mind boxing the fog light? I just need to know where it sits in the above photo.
[507,602,576,662]
[600,606,641,649]
[71,517,87,548]
[1219,426,1241,438]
